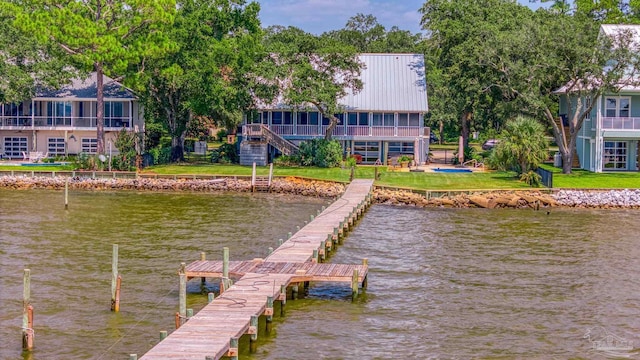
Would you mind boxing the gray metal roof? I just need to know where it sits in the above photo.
[341,53,428,112]
[36,72,136,100]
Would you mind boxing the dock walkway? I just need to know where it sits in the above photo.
[139,179,374,360]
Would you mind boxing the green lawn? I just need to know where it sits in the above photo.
[540,164,640,189]
[143,163,529,190]
[0,164,76,171]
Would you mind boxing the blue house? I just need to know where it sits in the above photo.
[557,24,640,172]
[240,53,430,166]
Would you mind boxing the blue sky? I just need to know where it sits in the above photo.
[257,0,547,35]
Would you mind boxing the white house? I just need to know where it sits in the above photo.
[0,73,142,159]
[241,53,430,165]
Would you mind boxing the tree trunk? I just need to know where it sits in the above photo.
[171,135,184,162]
[96,63,105,154]
[561,151,572,174]
[324,116,340,140]
[460,110,471,149]
[438,120,444,144]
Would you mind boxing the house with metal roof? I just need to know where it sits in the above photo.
[0,72,142,159]
[557,25,640,172]
[241,53,430,166]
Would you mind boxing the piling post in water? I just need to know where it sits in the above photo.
[228,337,239,360]
[319,241,326,261]
[113,275,122,312]
[362,258,369,289]
[266,296,274,334]
[208,292,215,303]
[312,249,318,263]
[159,330,167,341]
[129,354,137,360]
[64,178,69,210]
[280,285,286,316]
[110,244,119,312]
[186,308,193,319]
[200,252,206,287]
[287,231,292,239]
[249,315,258,352]
[22,269,33,351]
[351,268,360,301]
[251,162,256,192]
[179,262,186,325]
[222,247,230,293]
[268,247,273,255]
[278,239,284,247]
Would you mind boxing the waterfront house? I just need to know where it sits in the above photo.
[0,73,142,159]
[557,24,640,172]
[240,53,430,166]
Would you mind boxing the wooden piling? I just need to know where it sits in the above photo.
[129,354,137,360]
[179,262,186,324]
[174,312,180,329]
[228,337,239,360]
[208,292,215,303]
[186,308,193,319]
[222,247,229,292]
[362,258,369,289]
[249,315,258,352]
[312,249,318,263]
[110,244,119,312]
[278,238,284,247]
[22,269,33,351]
[113,275,122,312]
[159,330,167,341]
[268,247,273,255]
[266,296,274,334]
[280,285,286,316]
[319,241,326,261]
[64,178,69,210]
[287,231,292,239]
[351,268,359,300]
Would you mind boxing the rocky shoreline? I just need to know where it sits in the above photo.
[1,174,639,209]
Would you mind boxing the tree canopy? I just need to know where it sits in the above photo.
[141,0,263,161]
[261,26,364,140]
[8,0,175,154]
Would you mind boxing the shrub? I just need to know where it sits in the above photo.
[210,142,238,164]
[493,116,549,175]
[298,139,342,168]
[216,129,228,142]
[520,170,542,187]
[274,155,300,167]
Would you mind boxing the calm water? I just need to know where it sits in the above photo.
[1,190,640,359]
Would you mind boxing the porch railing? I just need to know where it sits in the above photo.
[244,123,422,138]
[602,117,640,130]
[0,116,131,129]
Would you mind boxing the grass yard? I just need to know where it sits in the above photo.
[143,163,530,190]
[540,164,640,189]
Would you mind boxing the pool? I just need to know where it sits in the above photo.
[433,168,473,173]
[20,163,64,166]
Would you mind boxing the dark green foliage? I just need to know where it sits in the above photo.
[210,143,238,164]
[520,170,542,187]
[273,155,300,167]
[216,129,228,142]
[148,147,172,165]
[298,139,342,168]
[491,116,549,174]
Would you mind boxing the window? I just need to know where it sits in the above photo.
[373,113,394,126]
[409,113,420,126]
[398,113,409,127]
[309,112,319,125]
[321,115,331,125]
[261,111,269,124]
[605,97,631,117]
[3,137,27,158]
[347,112,357,126]
[47,101,72,125]
[82,138,97,153]
[271,111,283,125]
[283,111,293,125]
[358,113,368,126]
[388,141,415,154]
[297,112,309,125]
[353,141,380,164]
[603,141,627,169]
[48,138,66,155]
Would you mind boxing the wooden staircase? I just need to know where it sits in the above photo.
[555,117,581,168]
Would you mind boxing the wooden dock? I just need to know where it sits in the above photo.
[139,179,374,360]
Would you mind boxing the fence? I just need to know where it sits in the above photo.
[535,167,553,188]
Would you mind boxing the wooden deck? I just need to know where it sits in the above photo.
[139,179,374,360]
[185,260,368,283]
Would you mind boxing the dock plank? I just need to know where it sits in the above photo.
[140,179,374,360]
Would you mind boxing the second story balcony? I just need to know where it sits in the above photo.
[0,115,132,130]
[602,117,640,131]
